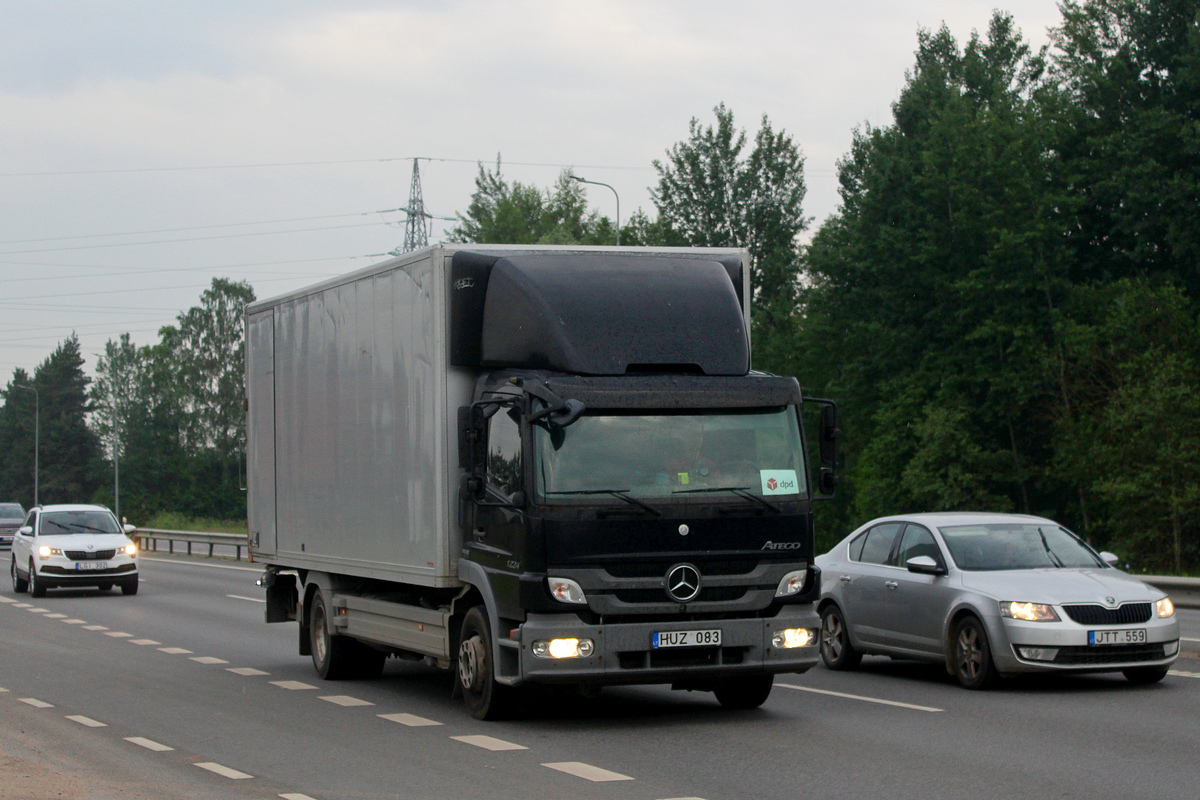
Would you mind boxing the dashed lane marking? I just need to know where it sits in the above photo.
[83,625,108,631]
[320,695,374,707]
[125,737,173,752]
[13,603,32,608]
[227,667,270,676]
[542,762,634,782]
[19,698,54,708]
[0,687,8,693]
[62,619,86,624]
[0,597,17,603]
[1181,637,1200,642]
[190,656,230,665]
[272,681,317,690]
[280,794,320,800]
[104,631,134,638]
[44,613,66,618]
[129,639,161,646]
[226,594,266,603]
[777,683,943,712]
[66,715,106,728]
[195,762,254,780]
[27,607,50,613]
[378,712,442,727]
[159,647,192,654]
[1169,669,1200,678]
[451,735,527,751]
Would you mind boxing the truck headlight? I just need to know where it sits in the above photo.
[532,638,594,658]
[547,577,587,604]
[775,570,807,597]
[772,628,814,648]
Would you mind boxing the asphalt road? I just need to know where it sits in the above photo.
[1,555,1198,800]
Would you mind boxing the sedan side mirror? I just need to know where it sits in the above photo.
[17,525,32,536]
[906,555,947,576]
[123,524,137,535]
[1099,551,1119,566]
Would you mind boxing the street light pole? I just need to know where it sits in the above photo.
[13,384,38,507]
[571,176,620,245]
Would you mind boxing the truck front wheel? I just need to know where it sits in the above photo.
[309,587,384,680]
[713,674,774,709]
[457,606,512,720]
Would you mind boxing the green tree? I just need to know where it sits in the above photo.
[449,160,617,245]
[651,104,808,373]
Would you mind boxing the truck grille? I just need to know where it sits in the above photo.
[1061,603,1152,625]
[614,586,748,604]
[605,559,758,578]
[64,550,117,560]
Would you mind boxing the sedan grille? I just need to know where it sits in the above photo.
[64,549,117,560]
[1061,602,1152,625]
[1053,643,1168,665]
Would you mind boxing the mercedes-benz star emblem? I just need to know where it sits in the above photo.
[678,524,690,536]
[665,564,701,603]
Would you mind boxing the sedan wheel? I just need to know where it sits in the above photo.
[819,604,862,670]
[952,616,997,689]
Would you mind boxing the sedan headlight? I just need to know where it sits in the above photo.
[1000,601,1060,622]
[37,546,62,559]
[1156,597,1175,618]
[122,543,138,557]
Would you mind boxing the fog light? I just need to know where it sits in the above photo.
[1164,640,1179,657]
[532,638,595,659]
[772,628,813,649]
[1016,646,1059,662]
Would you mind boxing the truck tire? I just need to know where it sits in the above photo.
[309,587,359,680]
[713,674,774,709]
[457,606,513,720]
[11,557,27,593]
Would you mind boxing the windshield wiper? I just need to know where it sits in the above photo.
[1037,527,1064,568]
[672,486,781,513]
[546,489,662,517]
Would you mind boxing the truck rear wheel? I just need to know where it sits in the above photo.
[457,606,512,720]
[713,674,774,709]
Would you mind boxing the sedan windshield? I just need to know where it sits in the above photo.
[535,408,806,501]
[939,524,1105,570]
[39,510,122,535]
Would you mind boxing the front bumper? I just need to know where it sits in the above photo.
[34,560,137,584]
[506,605,820,686]
[990,614,1180,674]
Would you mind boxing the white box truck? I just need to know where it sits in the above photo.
[248,244,838,718]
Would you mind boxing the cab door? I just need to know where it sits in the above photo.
[467,408,527,619]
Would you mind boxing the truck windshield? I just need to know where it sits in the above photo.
[534,408,806,501]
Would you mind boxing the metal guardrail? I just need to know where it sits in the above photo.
[132,528,251,562]
[1141,576,1200,610]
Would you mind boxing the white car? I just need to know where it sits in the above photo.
[815,512,1179,688]
[10,504,139,597]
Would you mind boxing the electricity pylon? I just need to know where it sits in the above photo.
[401,159,429,252]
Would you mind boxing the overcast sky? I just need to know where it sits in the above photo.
[0,0,1063,381]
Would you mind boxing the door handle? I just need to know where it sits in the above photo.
[839,575,852,583]
[885,581,899,589]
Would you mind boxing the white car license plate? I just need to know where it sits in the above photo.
[1089,628,1147,645]
[75,561,109,571]
[651,629,721,648]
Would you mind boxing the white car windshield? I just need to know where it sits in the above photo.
[40,510,122,535]
[534,408,806,501]
[939,524,1105,570]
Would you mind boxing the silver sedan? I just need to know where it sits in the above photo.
[814,512,1180,688]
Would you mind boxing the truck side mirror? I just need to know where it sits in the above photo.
[804,398,840,499]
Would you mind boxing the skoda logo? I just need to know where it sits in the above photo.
[1105,596,1116,606]
[86,544,95,551]
[665,564,701,603]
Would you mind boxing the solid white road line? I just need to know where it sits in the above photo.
[195,762,253,780]
[1181,637,1200,642]
[542,762,634,782]
[140,556,261,573]
[227,594,266,603]
[125,736,174,752]
[451,735,527,751]
[271,681,317,690]
[776,683,943,712]
[66,715,106,728]
[378,712,442,727]
[319,695,374,707]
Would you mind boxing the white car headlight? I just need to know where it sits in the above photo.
[122,543,138,557]
[1000,601,1059,622]
[37,546,62,559]
[1156,597,1175,618]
